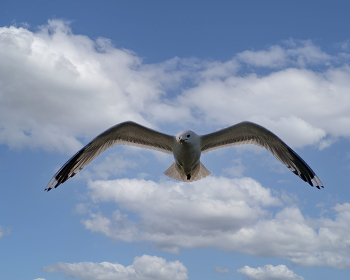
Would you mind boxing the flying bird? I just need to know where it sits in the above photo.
[45,121,323,191]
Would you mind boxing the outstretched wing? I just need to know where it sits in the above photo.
[200,121,323,188]
[46,121,175,191]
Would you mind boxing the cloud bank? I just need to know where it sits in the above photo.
[1,20,350,154]
[42,255,188,280]
[77,177,350,268]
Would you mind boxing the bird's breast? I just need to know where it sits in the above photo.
[173,142,201,171]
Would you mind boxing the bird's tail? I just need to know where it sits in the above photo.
[164,162,211,182]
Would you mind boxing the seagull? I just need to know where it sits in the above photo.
[45,121,323,191]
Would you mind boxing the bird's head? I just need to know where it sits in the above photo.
[176,130,199,145]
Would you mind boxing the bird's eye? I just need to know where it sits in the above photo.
[187,134,190,137]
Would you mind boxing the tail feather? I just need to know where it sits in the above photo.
[164,162,211,182]
[163,162,184,181]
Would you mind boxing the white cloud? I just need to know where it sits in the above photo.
[42,255,188,280]
[33,278,46,280]
[249,116,326,148]
[90,152,138,180]
[0,20,190,153]
[223,158,246,177]
[338,40,350,51]
[284,39,331,67]
[236,40,331,68]
[237,264,304,280]
[237,45,287,67]
[214,266,230,274]
[82,177,280,254]
[179,68,336,147]
[2,20,350,155]
[79,178,350,269]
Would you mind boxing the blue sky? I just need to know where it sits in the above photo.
[1,1,350,279]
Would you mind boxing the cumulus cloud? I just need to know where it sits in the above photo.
[82,177,281,253]
[78,178,350,269]
[179,67,341,147]
[237,264,304,280]
[42,255,188,280]
[2,20,350,155]
[0,20,190,153]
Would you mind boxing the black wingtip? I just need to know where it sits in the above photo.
[309,182,323,189]
[309,175,324,190]
[311,183,323,190]
[45,177,59,192]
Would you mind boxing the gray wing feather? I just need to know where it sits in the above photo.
[46,121,175,191]
[200,121,323,189]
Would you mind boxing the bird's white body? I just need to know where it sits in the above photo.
[174,131,201,175]
[165,130,210,182]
